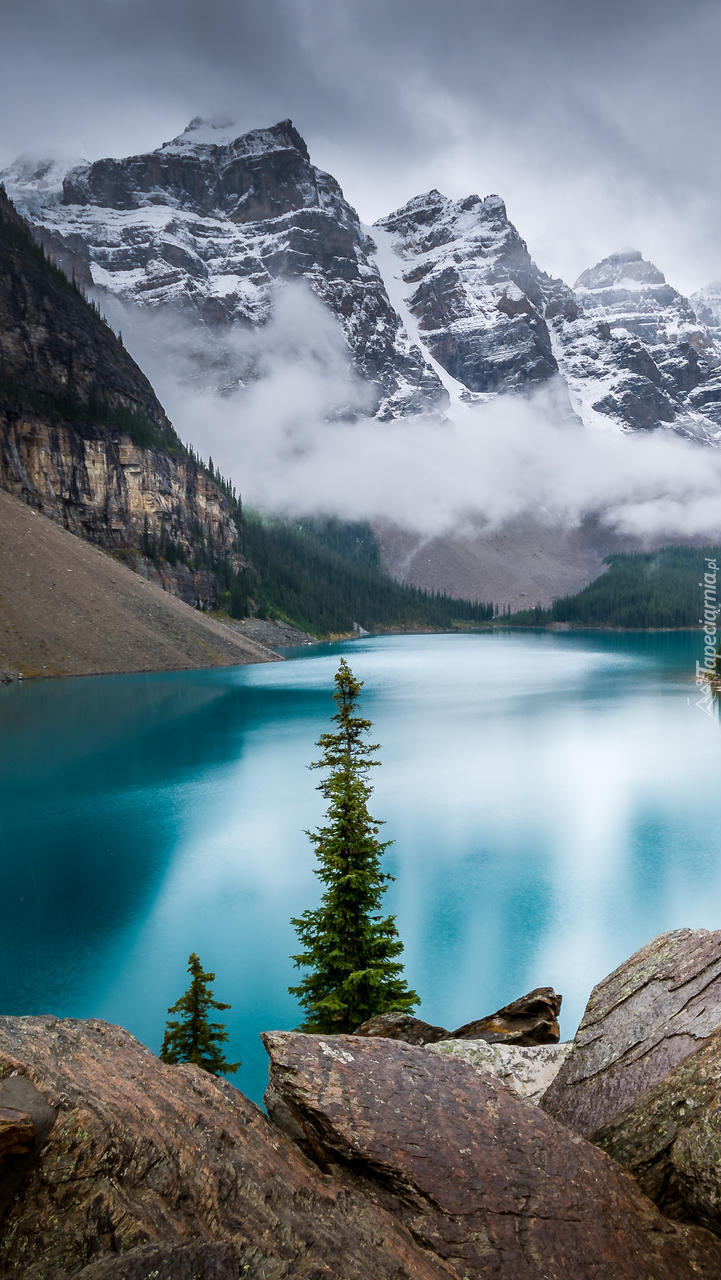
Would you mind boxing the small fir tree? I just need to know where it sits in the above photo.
[289,658,418,1033]
[160,952,239,1075]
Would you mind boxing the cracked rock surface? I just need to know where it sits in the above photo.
[542,928,721,1136]
[263,1030,721,1280]
[0,1016,453,1280]
[591,1024,721,1237]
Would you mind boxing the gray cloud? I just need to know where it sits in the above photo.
[2,0,720,293]
[106,281,721,545]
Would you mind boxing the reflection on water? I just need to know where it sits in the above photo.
[1,630,719,1105]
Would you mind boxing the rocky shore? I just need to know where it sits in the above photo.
[3,928,721,1278]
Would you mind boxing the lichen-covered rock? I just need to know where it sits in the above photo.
[591,1024,721,1237]
[453,985,561,1044]
[542,928,721,1136]
[428,1038,571,1104]
[263,1030,721,1280]
[0,1016,454,1280]
[352,1012,449,1044]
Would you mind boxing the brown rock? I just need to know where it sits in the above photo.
[352,1011,449,1044]
[591,1024,721,1237]
[72,1242,248,1280]
[542,928,721,1135]
[453,985,561,1044]
[263,1030,721,1280]
[0,1016,457,1280]
[0,1106,35,1160]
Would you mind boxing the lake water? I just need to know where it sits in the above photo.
[1,630,719,1106]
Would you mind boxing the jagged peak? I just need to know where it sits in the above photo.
[161,117,310,162]
[376,188,511,235]
[575,250,666,292]
[376,188,449,223]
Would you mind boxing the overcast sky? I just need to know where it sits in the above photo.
[3,0,720,292]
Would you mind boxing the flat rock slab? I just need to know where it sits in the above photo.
[543,928,721,1135]
[592,1024,721,1236]
[263,1030,721,1280]
[428,1038,571,1103]
[453,985,561,1044]
[0,1016,456,1280]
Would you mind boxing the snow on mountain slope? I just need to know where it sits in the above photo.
[691,281,721,341]
[2,119,444,418]
[373,190,563,397]
[372,194,721,441]
[4,119,721,442]
[368,220,470,406]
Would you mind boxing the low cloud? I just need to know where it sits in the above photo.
[106,281,721,546]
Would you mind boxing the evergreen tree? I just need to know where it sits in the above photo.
[289,659,418,1033]
[160,952,239,1074]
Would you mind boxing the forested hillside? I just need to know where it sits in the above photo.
[231,514,494,634]
[506,547,721,628]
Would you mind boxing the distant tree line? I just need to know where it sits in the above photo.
[505,547,721,629]
[229,512,495,634]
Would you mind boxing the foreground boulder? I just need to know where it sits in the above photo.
[0,1016,457,1280]
[592,1024,721,1237]
[428,1038,571,1103]
[263,1030,721,1280]
[543,929,721,1135]
[452,986,561,1044]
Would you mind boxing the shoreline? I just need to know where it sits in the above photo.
[2,620,707,687]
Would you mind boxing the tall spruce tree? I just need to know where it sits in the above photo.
[160,953,239,1075]
[289,658,418,1033]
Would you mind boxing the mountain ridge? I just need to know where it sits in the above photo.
[5,118,721,440]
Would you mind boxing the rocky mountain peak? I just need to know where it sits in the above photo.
[572,248,703,353]
[690,280,721,342]
[373,187,559,394]
[4,121,721,440]
[575,250,667,292]
[161,116,311,163]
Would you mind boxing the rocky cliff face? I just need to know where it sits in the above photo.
[0,412,240,607]
[0,187,242,608]
[6,119,721,439]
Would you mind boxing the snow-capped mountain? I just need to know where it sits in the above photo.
[2,119,444,418]
[4,117,721,440]
[373,198,721,440]
[691,281,721,343]
[373,189,567,398]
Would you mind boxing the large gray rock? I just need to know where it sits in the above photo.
[428,1039,571,1104]
[263,1030,721,1280]
[542,928,721,1136]
[591,1024,721,1237]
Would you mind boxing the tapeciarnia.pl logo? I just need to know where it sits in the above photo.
[695,557,718,716]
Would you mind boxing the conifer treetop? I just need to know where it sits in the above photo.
[290,659,418,1034]
[160,952,239,1076]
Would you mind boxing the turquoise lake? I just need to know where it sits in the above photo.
[1,629,720,1106]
